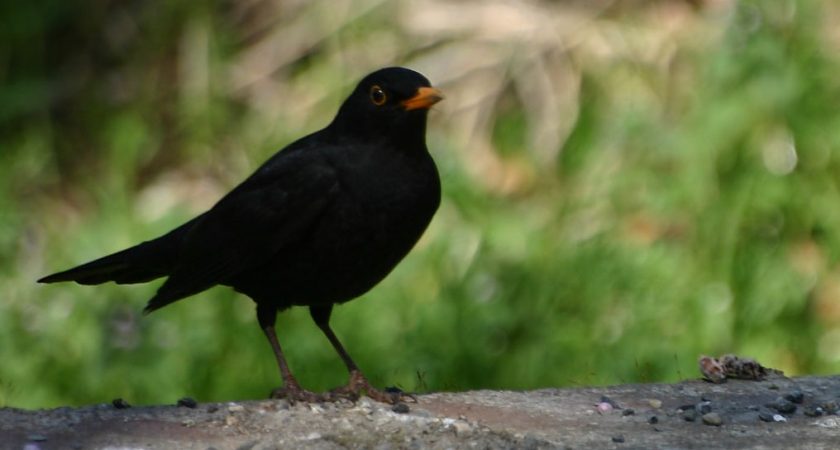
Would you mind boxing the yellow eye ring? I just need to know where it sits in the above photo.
[369,85,387,106]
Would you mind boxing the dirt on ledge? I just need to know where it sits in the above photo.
[2,375,839,449]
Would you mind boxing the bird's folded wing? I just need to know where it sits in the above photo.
[144,154,339,312]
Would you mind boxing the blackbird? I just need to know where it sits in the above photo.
[39,67,443,403]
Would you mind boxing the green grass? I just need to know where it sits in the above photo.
[3,0,840,408]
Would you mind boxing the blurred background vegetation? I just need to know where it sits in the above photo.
[3,0,840,408]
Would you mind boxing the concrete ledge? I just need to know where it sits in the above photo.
[2,375,839,449]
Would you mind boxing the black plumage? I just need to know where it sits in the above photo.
[39,67,443,402]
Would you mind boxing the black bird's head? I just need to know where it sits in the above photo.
[328,67,443,146]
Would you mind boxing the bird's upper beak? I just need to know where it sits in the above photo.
[401,87,444,111]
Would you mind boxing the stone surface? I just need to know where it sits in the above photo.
[1,375,839,449]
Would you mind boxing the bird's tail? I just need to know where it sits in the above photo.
[38,216,200,286]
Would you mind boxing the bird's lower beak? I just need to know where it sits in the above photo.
[401,87,444,111]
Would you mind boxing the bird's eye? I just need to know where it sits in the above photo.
[369,85,387,106]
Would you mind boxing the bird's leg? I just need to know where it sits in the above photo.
[310,305,411,404]
[257,304,322,403]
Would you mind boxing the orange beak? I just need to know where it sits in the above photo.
[401,87,444,111]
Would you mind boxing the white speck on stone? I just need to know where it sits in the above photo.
[227,403,244,413]
[773,414,787,423]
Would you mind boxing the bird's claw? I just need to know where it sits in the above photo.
[269,384,325,404]
[326,370,416,404]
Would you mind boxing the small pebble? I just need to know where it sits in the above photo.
[695,401,712,415]
[768,397,797,414]
[784,390,804,404]
[228,403,245,413]
[758,409,775,422]
[701,395,711,402]
[768,384,780,390]
[678,403,695,412]
[803,405,824,417]
[683,409,697,422]
[206,405,219,413]
[612,435,625,443]
[647,399,662,409]
[648,416,659,424]
[600,395,618,407]
[177,397,197,408]
[112,398,131,409]
[392,403,410,414]
[452,422,472,436]
[819,400,838,415]
[622,408,635,416]
[702,412,722,426]
[773,414,787,423]
[596,402,613,414]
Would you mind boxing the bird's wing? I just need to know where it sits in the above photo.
[144,148,340,313]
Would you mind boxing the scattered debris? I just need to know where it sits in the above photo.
[699,354,782,383]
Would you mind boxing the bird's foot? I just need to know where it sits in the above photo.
[327,370,416,404]
[269,382,324,404]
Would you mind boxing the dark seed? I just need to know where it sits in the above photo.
[392,402,410,414]
[784,390,804,404]
[612,435,625,443]
[758,408,775,422]
[177,397,197,408]
[112,398,131,409]
[768,397,796,414]
[648,416,659,424]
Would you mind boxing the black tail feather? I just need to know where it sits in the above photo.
[39,215,202,287]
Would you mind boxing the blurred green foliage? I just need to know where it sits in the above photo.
[3,0,840,408]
